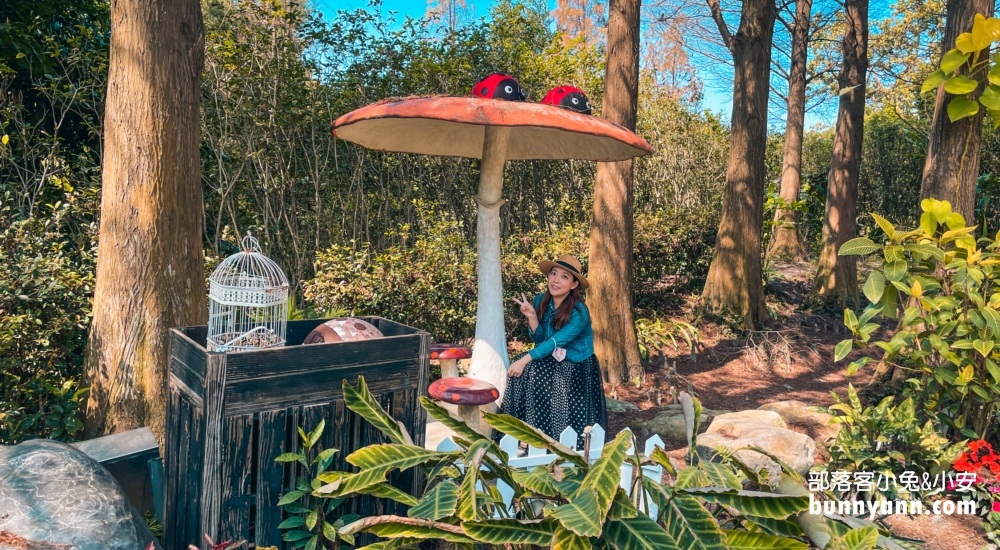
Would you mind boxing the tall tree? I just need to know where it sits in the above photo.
[84,0,206,439]
[554,0,607,45]
[589,0,642,386]
[920,0,994,221]
[700,0,775,329]
[813,0,868,307]
[767,0,812,261]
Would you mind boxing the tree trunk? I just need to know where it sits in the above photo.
[85,0,206,440]
[701,0,775,329]
[589,0,642,386]
[920,0,993,222]
[813,0,867,308]
[767,0,812,262]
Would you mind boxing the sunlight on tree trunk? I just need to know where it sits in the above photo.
[85,0,206,440]
[767,0,812,263]
[814,0,867,309]
[920,0,993,222]
[701,0,775,329]
[590,0,642,386]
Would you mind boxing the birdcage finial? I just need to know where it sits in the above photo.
[241,231,262,253]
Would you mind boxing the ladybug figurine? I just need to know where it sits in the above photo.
[541,85,592,115]
[472,73,526,101]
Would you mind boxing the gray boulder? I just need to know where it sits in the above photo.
[0,439,160,550]
[629,404,731,442]
[606,398,638,413]
[758,400,841,444]
[697,409,816,483]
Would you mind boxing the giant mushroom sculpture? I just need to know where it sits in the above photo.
[332,95,652,404]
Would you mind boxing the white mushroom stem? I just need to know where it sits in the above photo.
[469,126,511,407]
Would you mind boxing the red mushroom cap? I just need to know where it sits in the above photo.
[430,343,473,360]
[428,377,500,406]
[332,96,652,162]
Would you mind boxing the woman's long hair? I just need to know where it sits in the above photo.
[536,286,583,330]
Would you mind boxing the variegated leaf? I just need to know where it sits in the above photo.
[548,488,602,537]
[743,514,806,538]
[355,481,419,506]
[608,487,639,520]
[483,413,587,467]
[604,515,680,550]
[342,377,406,445]
[461,518,558,545]
[408,480,458,520]
[663,492,727,550]
[316,466,387,497]
[552,524,593,550]
[511,466,559,497]
[724,530,808,549]
[347,444,449,471]
[419,396,487,443]
[685,488,809,519]
[340,516,474,543]
[577,430,633,522]
[675,461,741,490]
[456,439,491,521]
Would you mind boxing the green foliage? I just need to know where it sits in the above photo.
[826,385,964,500]
[293,377,905,550]
[837,199,1000,440]
[634,316,700,361]
[0,201,94,443]
[274,419,359,549]
[921,14,1000,125]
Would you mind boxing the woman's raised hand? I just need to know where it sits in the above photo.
[514,293,534,319]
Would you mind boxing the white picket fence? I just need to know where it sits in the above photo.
[436,424,666,517]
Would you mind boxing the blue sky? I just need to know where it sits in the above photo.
[307,0,833,127]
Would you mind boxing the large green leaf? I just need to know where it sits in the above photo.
[511,466,559,497]
[461,518,558,545]
[725,530,807,549]
[863,271,885,304]
[408,480,458,520]
[340,515,475,543]
[419,396,486,443]
[316,466,387,497]
[840,526,879,550]
[675,461,741,490]
[608,487,639,520]
[743,515,805,538]
[343,377,407,445]
[921,68,946,94]
[355,481,420,506]
[456,439,491,521]
[483,412,587,467]
[982,307,1000,338]
[552,524,593,550]
[347,444,449,471]
[869,213,897,240]
[548,488,602,536]
[685,488,809,519]
[577,430,633,522]
[948,96,980,122]
[838,237,880,256]
[604,515,680,550]
[943,74,979,94]
[662,492,727,550]
[834,339,853,362]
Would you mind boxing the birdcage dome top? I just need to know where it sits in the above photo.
[209,234,289,307]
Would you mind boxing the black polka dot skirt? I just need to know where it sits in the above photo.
[498,354,607,448]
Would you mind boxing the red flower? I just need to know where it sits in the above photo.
[992,501,1000,513]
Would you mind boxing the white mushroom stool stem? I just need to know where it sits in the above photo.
[469,126,512,406]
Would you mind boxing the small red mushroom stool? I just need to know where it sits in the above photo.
[430,343,472,378]
[428,377,500,435]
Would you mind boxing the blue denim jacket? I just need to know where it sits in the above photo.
[526,293,595,362]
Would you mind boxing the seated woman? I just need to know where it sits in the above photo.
[500,254,607,447]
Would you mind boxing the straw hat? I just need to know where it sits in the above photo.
[538,254,589,290]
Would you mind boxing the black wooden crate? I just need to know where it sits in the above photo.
[165,317,430,550]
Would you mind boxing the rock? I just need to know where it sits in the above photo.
[0,439,161,550]
[629,404,731,442]
[606,398,638,413]
[706,410,787,436]
[759,400,841,443]
[698,419,816,483]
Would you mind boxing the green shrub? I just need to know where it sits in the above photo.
[837,198,1000,440]
[0,201,95,443]
[826,385,964,501]
[291,377,911,550]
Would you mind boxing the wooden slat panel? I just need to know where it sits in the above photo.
[255,409,287,548]
[199,353,227,547]
[223,362,420,414]
[163,388,183,550]
[219,415,254,543]
[187,405,204,549]
[223,337,421,380]
[170,330,206,397]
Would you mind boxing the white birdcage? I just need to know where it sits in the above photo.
[207,233,289,352]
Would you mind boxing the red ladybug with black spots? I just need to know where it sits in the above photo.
[541,85,592,115]
[472,73,526,101]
